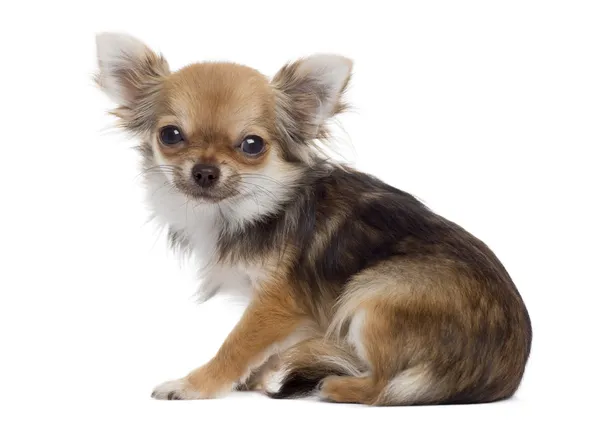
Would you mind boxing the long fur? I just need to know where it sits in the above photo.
[95,33,532,405]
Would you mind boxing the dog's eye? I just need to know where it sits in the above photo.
[159,126,185,145]
[240,135,265,156]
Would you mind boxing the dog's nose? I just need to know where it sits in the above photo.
[191,164,220,188]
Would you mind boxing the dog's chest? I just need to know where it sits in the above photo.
[145,174,221,265]
[144,174,261,298]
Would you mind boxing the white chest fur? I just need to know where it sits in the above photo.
[143,171,254,301]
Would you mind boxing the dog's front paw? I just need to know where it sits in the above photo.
[151,366,236,401]
[151,378,205,400]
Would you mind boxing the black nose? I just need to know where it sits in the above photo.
[191,164,220,188]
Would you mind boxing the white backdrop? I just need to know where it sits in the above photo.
[1,1,598,423]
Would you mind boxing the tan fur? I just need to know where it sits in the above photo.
[166,63,274,139]
[150,63,279,195]
[189,286,300,393]
[318,257,529,405]
[320,376,383,404]
[154,275,305,399]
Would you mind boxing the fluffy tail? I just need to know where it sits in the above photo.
[267,337,365,399]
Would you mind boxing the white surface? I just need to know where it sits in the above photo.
[1,1,598,423]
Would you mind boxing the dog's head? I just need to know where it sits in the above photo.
[95,33,352,205]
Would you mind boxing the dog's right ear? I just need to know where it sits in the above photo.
[95,33,170,133]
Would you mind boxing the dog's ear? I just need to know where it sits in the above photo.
[95,33,170,133]
[272,54,353,144]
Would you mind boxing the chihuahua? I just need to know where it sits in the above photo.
[94,33,531,405]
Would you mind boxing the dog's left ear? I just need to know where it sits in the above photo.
[272,54,353,144]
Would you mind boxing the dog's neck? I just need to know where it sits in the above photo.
[142,163,303,262]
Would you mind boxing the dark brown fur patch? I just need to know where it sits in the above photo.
[218,165,530,402]
[216,163,531,404]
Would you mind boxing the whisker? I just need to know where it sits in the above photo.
[237,174,291,188]
[149,180,174,199]
[134,165,180,181]
[237,182,279,202]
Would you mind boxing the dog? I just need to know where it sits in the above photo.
[94,32,532,405]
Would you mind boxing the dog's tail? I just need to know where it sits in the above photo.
[266,337,364,399]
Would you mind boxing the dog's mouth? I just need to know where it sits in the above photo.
[173,180,237,203]
[181,188,229,203]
